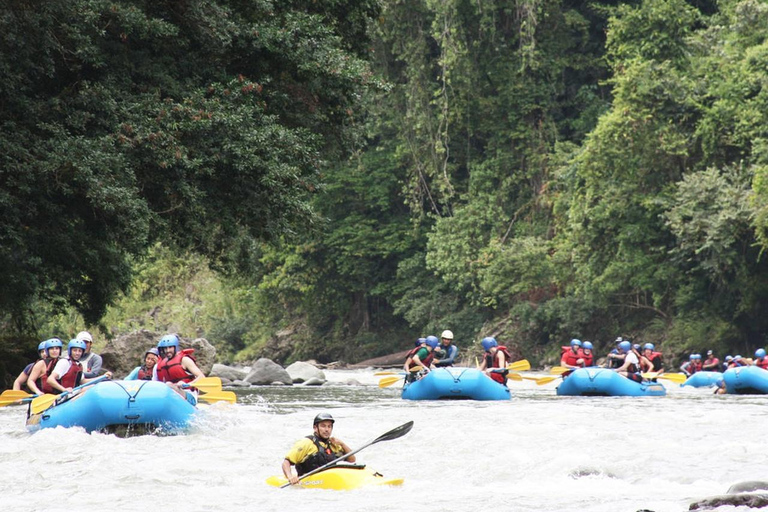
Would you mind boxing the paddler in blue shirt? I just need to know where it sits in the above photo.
[281,413,355,485]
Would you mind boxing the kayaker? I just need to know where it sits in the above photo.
[154,334,205,396]
[26,338,64,396]
[47,339,112,393]
[12,341,47,391]
[433,330,458,367]
[281,413,356,485]
[403,335,438,382]
[478,336,512,385]
[640,343,664,374]
[613,340,643,383]
[753,348,768,370]
[702,350,721,372]
[75,331,103,379]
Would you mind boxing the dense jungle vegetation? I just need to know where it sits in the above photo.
[2,0,768,376]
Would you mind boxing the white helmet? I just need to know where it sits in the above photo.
[76,331,93,342]
[440,330,454,340]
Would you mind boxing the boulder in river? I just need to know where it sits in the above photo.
[244,358,293,385]
[210,363,247,382]
[285,361,326,384]
[689,481,768,510]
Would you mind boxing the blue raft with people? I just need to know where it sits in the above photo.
[402,367,510,401]
[556,367,667,397]
[722,366,768,394]
[682,371,723,388]
[26,379,198,434]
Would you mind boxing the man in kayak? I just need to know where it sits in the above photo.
[433,330,458,367]
[281,413,356,485]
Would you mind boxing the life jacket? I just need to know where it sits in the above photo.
[580,350,594,367]
[560,346,581,367]
[624,350,641,374]
[486,346,513,384]
[693,361,703,372]
[405,346,434,371]
[137,366,154,380]
[294,435,341,476]
[649,352,663,372]
[756,358,768,370]
[155,349,196,384]
[38,358,59,394]
[58,360,83,388]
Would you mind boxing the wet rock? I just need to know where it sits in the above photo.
[210,363,247,382]
[244,358,292,385]
[101,330,216,378]
[229,380,251,387]
[301,377,325,386]
[728,481,768,494]
[285,361,326,384]
[342,379,363,386]
[349,350,411,369]
[689,494,768,510]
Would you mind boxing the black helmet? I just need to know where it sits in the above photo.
[313,412,335,426]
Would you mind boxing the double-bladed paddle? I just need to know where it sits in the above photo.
[30,375,110,415]
[281,420,414,488]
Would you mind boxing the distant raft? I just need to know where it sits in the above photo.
[556,367,667,397]
[402,367,511,401]
[682,371,723,388]
[722,366,768,394]
[266,465,403,490]
[26,380,198,434]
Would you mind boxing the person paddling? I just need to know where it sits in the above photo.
[433,330,458,367]
[478,336,512,385]
[12,341,47,391]
[26,338,64,396]
[154,334,205,399]
[560,338,585,372]
[753,349,768,370]
[46,339,112,393]
[613,341,644,383]
[281,413,356,486]
[403,336,438,382]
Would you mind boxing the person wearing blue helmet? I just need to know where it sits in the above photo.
[640,343,664,374]
[47,339,112,393]
[713,378,726,395]
[434,330,459,368]
[614,340,644,382]
[26,338,64,396]
[605,337,628,369]
[414,337,426,347]
[580,342,595,366]
[560,339,584,370]
[154,334,205,393]
[478,336,513,385]
[702,350,721,372]
[754,348,768,370]
[12,341,49,391]
[403,335,439,381]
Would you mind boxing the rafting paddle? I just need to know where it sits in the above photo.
[378,376,404,388]
[506,360,531,372]
[196,391,237,404]
[281,420,414,488]
[641,372,687,384]
[181,377,223,393]
[30,375,110,415]
[0,390,34,400]
[0,396,34,407]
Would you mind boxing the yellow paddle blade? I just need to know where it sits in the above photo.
[642,372,686,384]
[506,359,531,372]
[0,390,34,400]
[378,376,404,388]
[197,391,237,404]
[550,366,570,375]
[187,377,222,393]
[373,371,403,376]
[0,398,27,407]
[30,394,57,415]
[506,373,523,381]
[522,376,541,382]
[408,365,424,373]
[536,376,561,385]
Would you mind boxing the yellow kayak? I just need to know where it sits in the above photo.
[266,464,404,490]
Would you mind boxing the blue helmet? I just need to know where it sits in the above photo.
[570,339,582,347]
[425,336,439,349]
[715,378,724,388]
[725,355,733,362]
[67,339,87,358]
[582,341,593,350]
[44,338,63,356]
[415,337,426,346]
[618,341,631,352]
[693,354,702,360]
[481,337,498,352]
[643,343,655,351]
[158,334,180,350]
[755,348,766,359]
[37,341,46,352]
[689,354,696,361]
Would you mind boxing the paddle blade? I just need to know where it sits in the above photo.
[373,420,414,444]
[186,377,222,393]
[507,359,531,372]
[0,397,33,407]
[197,391,237,404]
[550,366,570,375]
[507,373,523,381]
[373,371,402,376]
[658,373,687,384]
[0,390,33,400]
[536,376,561,385]
[30,394,57,415]
[378,376,404,388]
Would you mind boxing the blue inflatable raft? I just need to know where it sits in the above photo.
[26,380,198,434]
[402,367,510,400]
[556,367,667,397]
[722,366,768,394]
[682,371,723,388]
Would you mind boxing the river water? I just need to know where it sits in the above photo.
[0,369,765,512]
